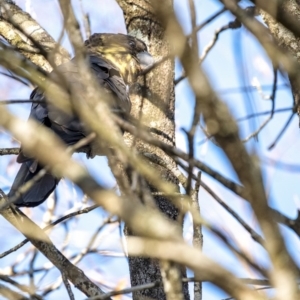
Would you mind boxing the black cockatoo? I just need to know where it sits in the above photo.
[9,33,154,207]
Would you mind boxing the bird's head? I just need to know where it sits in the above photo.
[84,33,154,84]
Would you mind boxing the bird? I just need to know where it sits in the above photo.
[9,33,154,207]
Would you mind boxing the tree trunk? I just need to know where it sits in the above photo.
[116,1,190,299]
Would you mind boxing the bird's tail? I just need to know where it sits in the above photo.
[9,162,59,207]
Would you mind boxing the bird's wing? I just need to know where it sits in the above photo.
[28,88,49,122]
[89,55,131,114]
[16,88,50,164]
[9,163,59,207]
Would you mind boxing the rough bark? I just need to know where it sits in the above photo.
[0,0,70,71]
[260,1,300,115]
[116,1,190,299]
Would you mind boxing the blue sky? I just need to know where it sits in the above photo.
[0,0,300,299]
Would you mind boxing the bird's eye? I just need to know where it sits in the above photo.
[129,41,135,47]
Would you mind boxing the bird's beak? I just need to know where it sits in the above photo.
[137,51,154,71]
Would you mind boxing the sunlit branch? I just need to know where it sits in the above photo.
[0,148,19,156]
[0,0,70,69]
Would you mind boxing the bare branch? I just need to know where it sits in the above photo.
[0,0,70,69]
[0,147,19,155]
[62,272,75,300]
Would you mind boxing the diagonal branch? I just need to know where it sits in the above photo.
[248,0,300,38]
[0,0,70,70]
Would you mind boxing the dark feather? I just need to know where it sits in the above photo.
[9,163,59,207]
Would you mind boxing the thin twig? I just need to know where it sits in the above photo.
[142,9,227,80]
[176,13,243,85]
[29,250,38,292]
[62,272,75,300]
[189,8,227,37]
[218,83,289,95]
[0,204,98,258]
[0,100,43,104]
[201,181,264,244]
[70,215,117,265]
[237,107,292,122]
[79,0,91,39]
[176,159,265,246]
[242,68,278,143]
[268,112,295,150]
[207,225,267,277]
[0,71,31,87]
